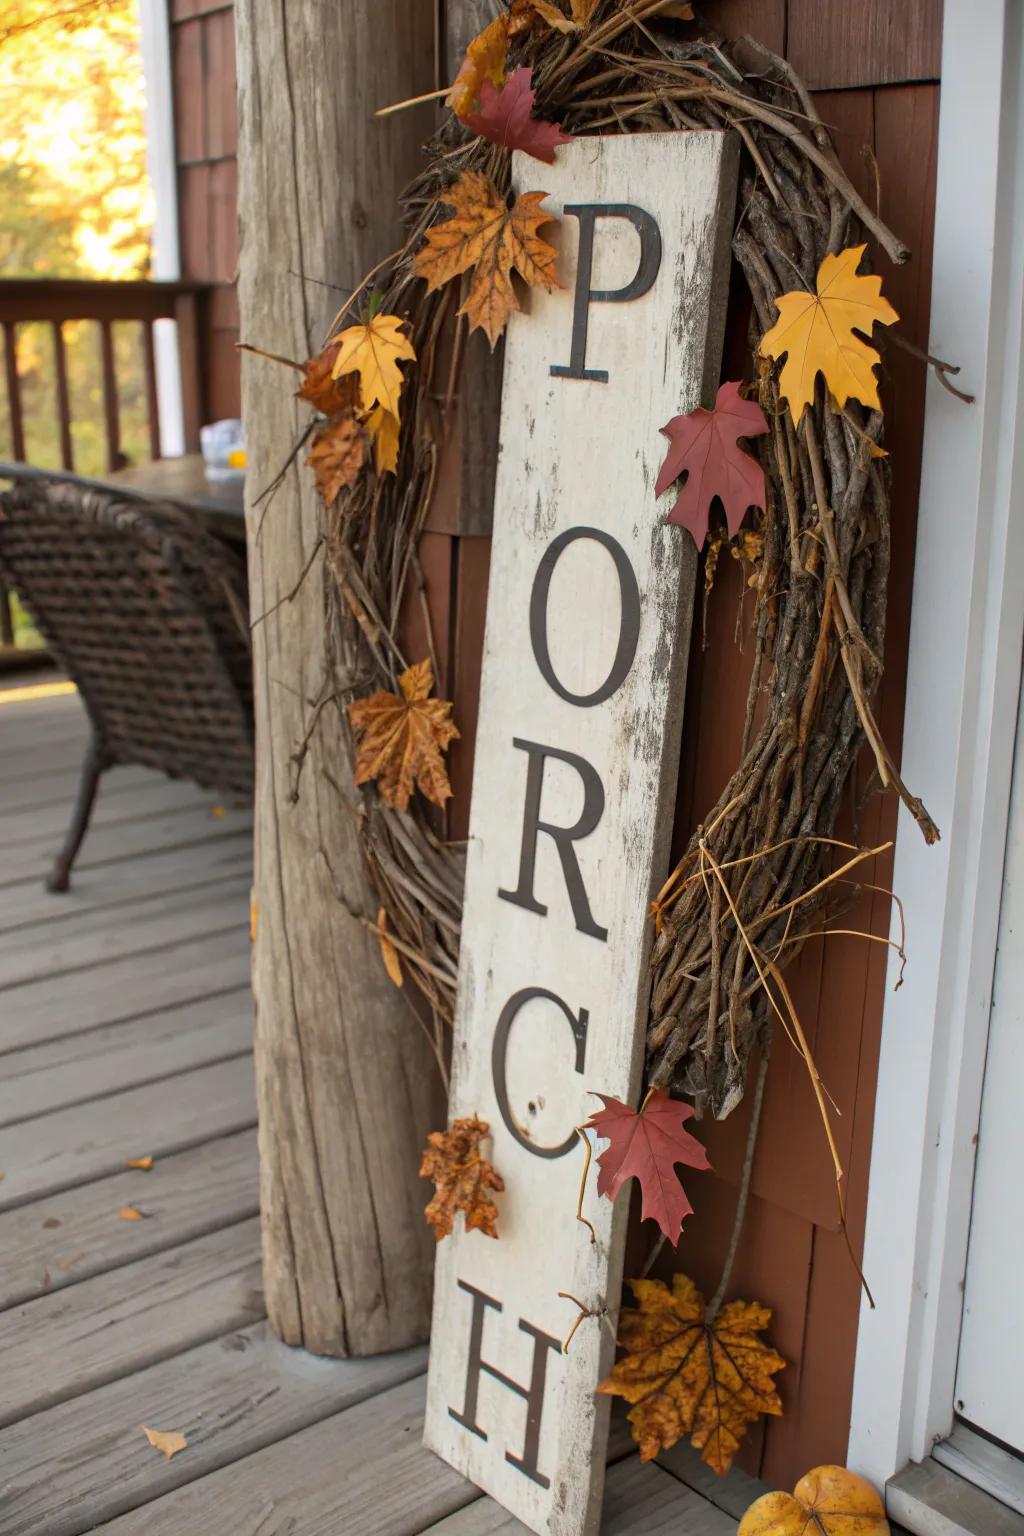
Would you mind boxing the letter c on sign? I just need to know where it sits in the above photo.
[491,987,589,1159]
[529,526,641,707]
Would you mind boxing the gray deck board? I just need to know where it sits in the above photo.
[1,804,249,887]
[0,773,226,850]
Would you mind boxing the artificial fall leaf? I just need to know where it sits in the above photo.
[759,244,899,423]
[447,11,510,116]
[598,1275,785,1473]
[655,380,770,549]
[126,1156,153,1171]
[43,1216,61,1229]
[463,68,573,164]
[420,1114,505,1240]
[376,906,403,989]
[119,1206,145,1221]
[414,170,561,349]
[738,1465,889,1536]
[295,341,359,416]
[348,657,459,811]
[142,1426,188,1461]
[330,314,416,421]
[584,1088,710,1244]
[306,412,366,505]
[364,404,400,475]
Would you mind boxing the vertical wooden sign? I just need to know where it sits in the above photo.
[425,132,738,1536]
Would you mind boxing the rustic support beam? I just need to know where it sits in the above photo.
[234,0,442,1355]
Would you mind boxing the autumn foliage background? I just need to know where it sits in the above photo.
[0,0,153,477]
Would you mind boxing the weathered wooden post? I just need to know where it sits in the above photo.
[234,2,442,1356]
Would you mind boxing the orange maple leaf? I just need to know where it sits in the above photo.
[420,1115,505,1240]
[739,1465,889,1536]
[295,341,360,416]
[414,169,561,349]
[598,1274,785,1474]
[375,906,403,989]
[348,657,459,811]
[447,7,537,117]
[759,244,899,423]
[305,411,366,505]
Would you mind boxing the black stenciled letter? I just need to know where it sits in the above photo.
[498,738,608,941]
[530,526,641,707]
[450,1280,561,1488]
[492,987,589,1158]
[551,203,662,383]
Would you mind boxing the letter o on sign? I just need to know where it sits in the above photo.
[528,526,642,707]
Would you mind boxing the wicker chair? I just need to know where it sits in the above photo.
[0,475,254,891]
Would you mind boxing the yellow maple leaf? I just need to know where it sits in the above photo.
[142,1426,188,1460]
[447,12,510,116]
[759,244,898,423]
[364,404,400,476]
[306,411,366,504]
[415,170,561,349]
[597,1274,785,1473]
[330,313,416,422]
[348,657,459,811]
[420,1115,505,1240]
[738,1465,889,1536]
[375,906,403,989]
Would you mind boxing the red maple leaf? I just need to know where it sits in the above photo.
[462,67,573,164]
[655,379,770,549]
[584,1089,710,1245]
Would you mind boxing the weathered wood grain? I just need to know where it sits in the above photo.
[91,1373,476,1535]
[0,987,251,1125]
[0,1127,259,1309]
[787,0,942,89]
[0,929,251,1051]
[1,1326,426,1536]
[0,1218,264,1429]
[0,1054,255,1209]
[235,0,445,1355]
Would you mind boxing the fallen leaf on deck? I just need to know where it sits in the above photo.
[57,1251,85,1272]
[119,1206,146,1222]
[349,657,459,811]
[376,906,403,988]
[142,1426,188,1460]
[738,1465,888,1536]
[414,169,561,348]
[655,380,769,548]
[330,313,416,422]
[598,1274,785,1472]
[211,805,225,818]
[127,1156,153,1171]
[583,1088,709,1244]
[306,411,366,505]
[462,68,573,163]
[421,1115,504,1240]
[760,244,898,423]
[43,1216,61,1229]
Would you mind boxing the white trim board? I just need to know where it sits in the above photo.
[849,0,1024,1491]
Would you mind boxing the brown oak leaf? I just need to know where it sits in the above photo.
[295,341,359,416]
[414,169,561,349]
[348,657,459,810]
[598,1274,785,1473]
[420,1115,505,1240]
[306,411,366,505]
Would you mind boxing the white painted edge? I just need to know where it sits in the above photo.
[137,0,186,457]
[848,0,1024,1489]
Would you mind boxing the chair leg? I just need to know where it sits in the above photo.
[47,737,107,894]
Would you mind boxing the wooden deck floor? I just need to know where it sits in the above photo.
[0,684,750,1535]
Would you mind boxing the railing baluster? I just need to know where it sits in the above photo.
[2,320,26,462]
[142,320,161,460]
[99,318,122,472]
[52,320,74,470]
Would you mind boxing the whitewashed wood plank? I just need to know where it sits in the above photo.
[0,1217,263,1429]
[0,930,251,1052]
[90,1374,477,1536]
[0,874,248,988]
[0,774,220,850]
[0,1326,427,1536]
[0,839,251,933]
[0,762,168,816]
[421,1457,739,1535]
[0,1127,259,1309]
[0,988,252,1126]
[0,803,251,887]
[426,132,737,1536]
[656,1440,769,1519]
[0,1054,256,1209]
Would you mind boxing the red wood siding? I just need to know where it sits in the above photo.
[170,0,240,421]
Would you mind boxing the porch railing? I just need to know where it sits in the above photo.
[0,279,206,651]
